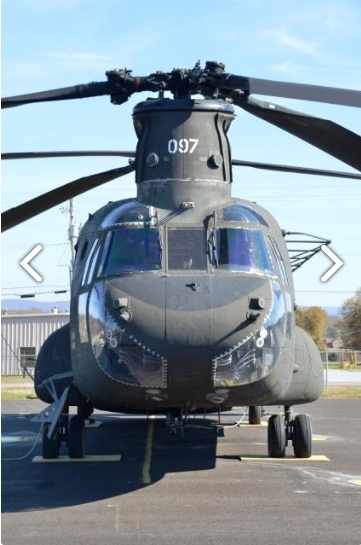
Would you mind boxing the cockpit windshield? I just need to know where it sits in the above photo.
[100,228,162,276]
[168,229,207,270]
[215,228,274,275]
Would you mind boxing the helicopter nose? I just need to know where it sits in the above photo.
[87,277,288,391]
[101,275,274,352]
[212,281,291,388]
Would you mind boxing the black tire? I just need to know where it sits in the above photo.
[293,414,312,458]
[42,424,60,459]
[78,404,93,420]
[268,415,286,458]
[68,415,85,458]
[249,406,262,425]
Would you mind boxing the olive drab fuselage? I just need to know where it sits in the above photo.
[36,98,324,412]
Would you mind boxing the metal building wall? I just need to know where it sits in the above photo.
[1,314,70,375]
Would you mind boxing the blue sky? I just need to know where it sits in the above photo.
[1,0,360,308]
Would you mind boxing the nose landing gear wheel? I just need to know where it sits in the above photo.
[68,415,86,458]
[292,414,312,458]
[267,414,286,458]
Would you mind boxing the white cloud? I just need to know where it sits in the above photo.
[264,28,323,60]
[271,60,299,75]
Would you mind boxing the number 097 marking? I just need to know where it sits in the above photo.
[168,138,199,154]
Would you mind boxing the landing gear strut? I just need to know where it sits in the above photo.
[166,408,185,435]
[33,377,93,459]
[39,402,92,459]
[42,407,69,459]
[267,406,312,458]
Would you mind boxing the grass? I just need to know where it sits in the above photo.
[323,362,360,371]
[2,388,361,401]
[1,375,37,400]
[1,389,38,400]
[321,386,361,399]
[2,378,361,401]
[1,375,34,383]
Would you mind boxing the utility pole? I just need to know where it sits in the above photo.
[68,199,80,281]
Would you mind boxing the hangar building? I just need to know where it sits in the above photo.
[1,312,70,375]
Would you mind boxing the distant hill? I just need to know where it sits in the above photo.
[321,307,342,317]
[1,299,70,314]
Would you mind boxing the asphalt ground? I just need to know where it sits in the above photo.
[1,399,361,545]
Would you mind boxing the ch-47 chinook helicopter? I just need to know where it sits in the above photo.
[2,61,361,460]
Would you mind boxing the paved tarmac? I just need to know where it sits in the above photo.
[1,398,361,545]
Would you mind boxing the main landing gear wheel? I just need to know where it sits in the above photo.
[267,415,286,458]
[42,423,60,459]
[292,414,312,458]
[249,406,262,425]
[68,415,86,458]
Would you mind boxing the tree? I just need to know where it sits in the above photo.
[295,306,327,349]
[295,307,305,329]
[339,288,361,349]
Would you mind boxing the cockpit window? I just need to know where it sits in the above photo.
[81,239,99,286]
[222,202,268,226]
[100,228,161,276]
[100,200,154,228]
[269,237,289,285]
[168,229,207,270]
[215,228,274,274]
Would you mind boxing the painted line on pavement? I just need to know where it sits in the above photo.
[142,419,155,484]
[239,455,330,462]
[32,454,122,463]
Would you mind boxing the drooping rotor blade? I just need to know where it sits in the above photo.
[1,82,114,109]
[1,163,134,232]
[220,74,361,108]
[234,96,361,171]
[2,151,136,160]
[232,159,361,180]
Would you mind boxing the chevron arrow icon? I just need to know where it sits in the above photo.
[20,244,43,282]
[320,245,343,282]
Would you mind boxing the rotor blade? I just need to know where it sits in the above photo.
[232,159,361,180]
[247,77,361,108]
[219,74,361,108]
[234,96,361,171]
[1,81,115,109]
[1,163,134,232]
[2,151,136,160]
